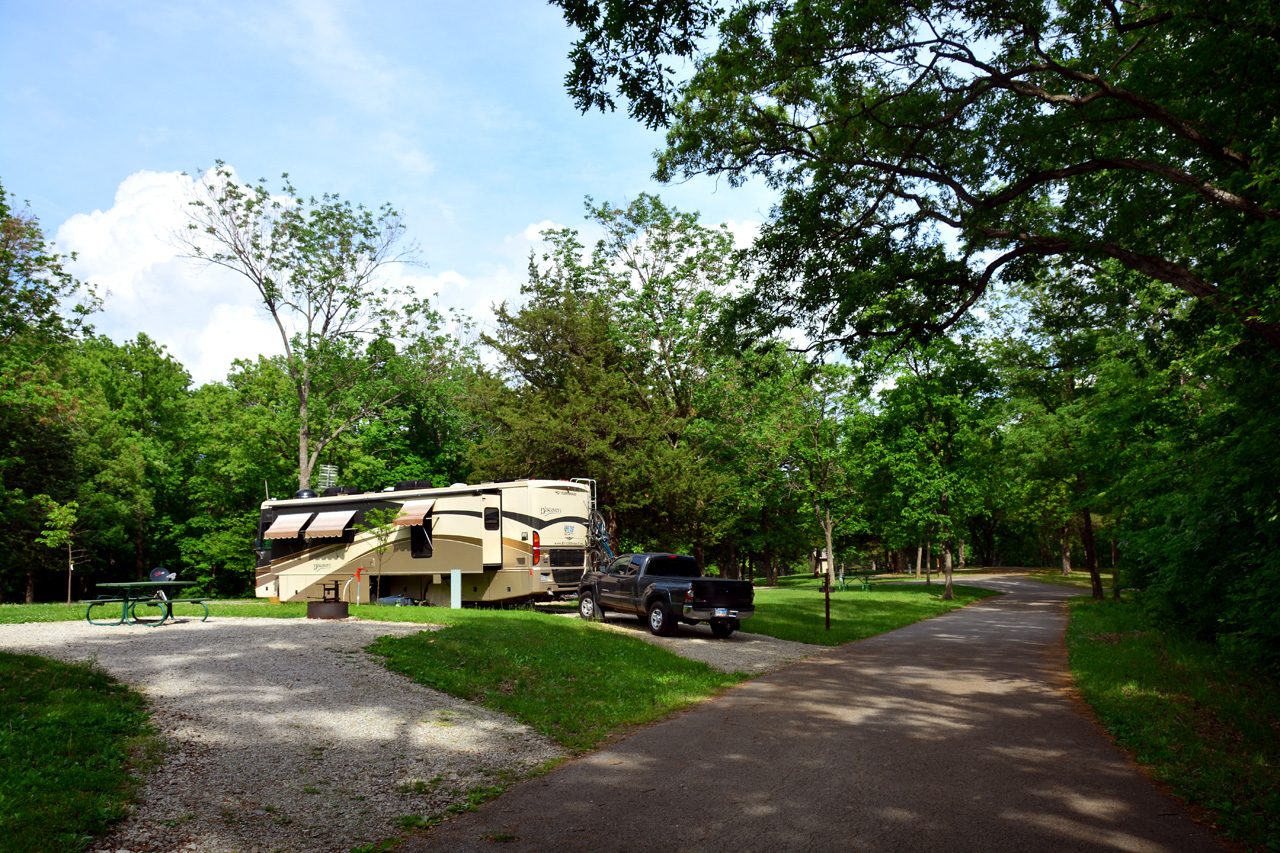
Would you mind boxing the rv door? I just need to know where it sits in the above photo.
[481,492,502,567]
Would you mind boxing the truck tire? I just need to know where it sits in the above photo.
[710,619,735,639]
[578,591,602,621]
[647,601,675,636]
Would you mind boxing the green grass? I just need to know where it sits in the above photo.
[1067,597,1280,851]
[0,651,160,853]
[748,579,1000,645]
[367,609,745,751]
[1027,568,1117,590]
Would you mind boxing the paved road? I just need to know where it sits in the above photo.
[401,577,1228,852]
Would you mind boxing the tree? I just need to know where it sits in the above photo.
[178,163,443,490]
[34,496,80,605]
[871,339,993,600]
[556,0,1280,353]
[356,507,401,602]
[777,363,863,590]
[0,179,97,602]
[71,335,193,582]
[471,196,744,562]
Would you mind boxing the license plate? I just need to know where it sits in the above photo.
[714,608,728,617]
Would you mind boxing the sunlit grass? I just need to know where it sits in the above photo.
[367,610,744,751]
[1027,568,1116,590]
[1068,597,1280,850]
[0,652,158,853]
[748,581,999,646]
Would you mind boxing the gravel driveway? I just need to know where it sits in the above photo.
[0,617,563,853]
[1,613,822,852]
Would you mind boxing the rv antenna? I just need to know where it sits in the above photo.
[264,479,270,499]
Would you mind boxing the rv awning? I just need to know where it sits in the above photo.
[392,499,436,526]
[263,513,314,539]
[305,509,358,539]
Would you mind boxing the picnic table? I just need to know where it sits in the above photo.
[837,571,873,592]
[86,580,209,627]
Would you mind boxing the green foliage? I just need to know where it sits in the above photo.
[0,651,155,852]
[0,180,98,603]
[1068,597,1280,850]
[471,195,743,560]
[368,609,744,750]
[561,0,1280,352]
[552,3,1280,658]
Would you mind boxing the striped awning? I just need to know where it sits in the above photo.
[392,499,436,526]
[262,513,314,539]
[304,509,358,539]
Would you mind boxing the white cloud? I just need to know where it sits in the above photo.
[244,0,426,118]
[56,168,285,386]
[722,218,763,250]
[53,174,566,386]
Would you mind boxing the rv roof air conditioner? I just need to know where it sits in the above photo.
[393,480,433,491]
[321,486,363,497]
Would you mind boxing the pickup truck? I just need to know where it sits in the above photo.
[577,553,754,638]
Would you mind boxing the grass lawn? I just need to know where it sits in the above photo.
[1067,597,1280,851]
[366,609,745,751]
[1027,568,1118,590]
[749,576,1000,645]
[0,652,161,853]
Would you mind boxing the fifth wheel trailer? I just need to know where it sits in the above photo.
[254,479,593,606]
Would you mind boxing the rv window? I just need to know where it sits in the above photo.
[483,507,499,530]
[548,549,583,568]
[410,523,433,558]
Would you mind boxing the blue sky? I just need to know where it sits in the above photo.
[2,0,774,384]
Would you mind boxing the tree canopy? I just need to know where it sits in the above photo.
[556,0,1280,353]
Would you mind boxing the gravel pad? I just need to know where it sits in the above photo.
[0,617,564,853]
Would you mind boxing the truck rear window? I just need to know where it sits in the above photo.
[651,556,701,578]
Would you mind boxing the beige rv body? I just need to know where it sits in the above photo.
[254,480,591,606]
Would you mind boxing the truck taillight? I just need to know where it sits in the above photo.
[531,531,540,572]
[684,585,694,604]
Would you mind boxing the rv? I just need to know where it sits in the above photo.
[254,479,594,606]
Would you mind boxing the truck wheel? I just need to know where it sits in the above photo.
[710,619,734,639]
[647,601,675,636]
[579,591,600,621]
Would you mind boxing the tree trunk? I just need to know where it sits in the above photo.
[942,539,954,600]
[725,537,739,580]
[1080,508,1104,600]
[25,563,35,604]
[957,537,966,570]
[925,539,932,585]
[1110,538,1119,569]
[135,513,147,580]
[915,542,923,578]
[1060,524,1072,576]
[820,508,837,590]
